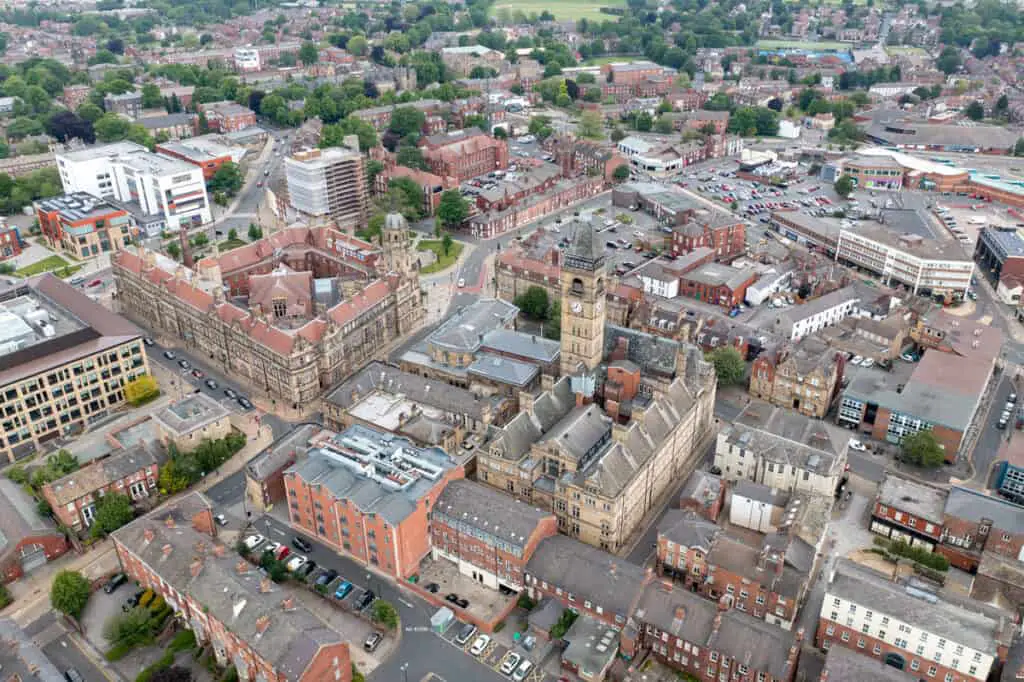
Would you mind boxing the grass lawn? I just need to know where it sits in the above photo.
[418,240,463,275]
[885,46,928,55]
[491,0,625,22]
[755,39,850,51]
[15,255,82,278]
[217,238,248,252]
[582,55,641,66]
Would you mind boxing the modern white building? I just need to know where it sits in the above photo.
[55,142,212,234]
[836,226,974,297]
[769,286,861,340]
[819,559,1010,682]
[744,263,794,306]
[616,136,684,178]
[234,46,261,72]
[636,260,679,298]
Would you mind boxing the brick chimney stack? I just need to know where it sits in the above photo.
[236,560,249,574]
[161,543,173,558]
[143,528,155,544]
[281,597,295,611]
[164,516,176,528]
[255,615,271,635]
[213,544,225,558]
[259,578,272,593]
[189,558,203,577]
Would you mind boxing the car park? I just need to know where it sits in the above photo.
[512,660,533,682]
[455,623,478,646]
[500,653,522,675]
[334,581,354,599]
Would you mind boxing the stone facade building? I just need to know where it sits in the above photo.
[750,338,844,419]
[112,216,424,406]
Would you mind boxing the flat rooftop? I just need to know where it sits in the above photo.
[152,392,230,436]
[57,140,147,163]
[118,148,197,176]
[876,474,946,525]
[35,192,124,221]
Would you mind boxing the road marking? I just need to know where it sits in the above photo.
[399,598,414,608]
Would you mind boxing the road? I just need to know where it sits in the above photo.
[971,372,1014,487]
[24,612,114,682]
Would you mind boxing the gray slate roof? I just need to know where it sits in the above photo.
[876,474,946,526]
[657,509,718,550]
[247,424,320,482]
[432,479,552,552]
[565,218,605,269]
[826,559,1010,655]
[526,535,645,618]
[468,353,539,387]
[821,644,907,681]
[481,328,560,363]
[944,486,1024,531]
[428,298,518,352]
[112,493,347,679]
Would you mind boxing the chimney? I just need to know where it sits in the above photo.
[259,578,272,593]
[255,615,271,635]
[820,671,829,682]
[713,613,723,631]
[189,558,203,578]
[281,597,295,611]
[213,544,225,558]
[236,560,249,575]
[143,528,155,544]
[164,516,176,528]
[161,543,173,559]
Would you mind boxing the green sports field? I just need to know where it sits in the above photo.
[491,0,626,22]
[755,39,850,51]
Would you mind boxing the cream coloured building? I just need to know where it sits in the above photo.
[475,219,717,553]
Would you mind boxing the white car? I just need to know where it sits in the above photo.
[861,358,875,368]
[243,534,265,550]
[850,356,863,366]
[512,661,533,681]
[469,634,491,657]
[457,278,466,287]
[500,653,522,675]
[848,439,868,452]
[285,554,307,572]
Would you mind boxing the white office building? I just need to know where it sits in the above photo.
[56,142,212,234]
[234,47,261,72]
[836,227,973,296]
[284,148,368,230]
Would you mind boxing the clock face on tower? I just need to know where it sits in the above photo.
[595,299,603,313]
[571,301,583,314]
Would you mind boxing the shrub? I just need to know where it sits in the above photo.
[149,595,166,612]
[494,621,506,633]
[105,641,136,661]
[168,630,196,653]
[517,594,536,611]
[139,589,155,608]
[0,584,12,610]
[124,375,160,406]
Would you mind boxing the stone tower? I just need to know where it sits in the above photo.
[560,217,607,377]
[381,212,414,277]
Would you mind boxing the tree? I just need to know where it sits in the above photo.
[396,145,427,171]
[91,492,134,537]
[166,241,181,260]
[654,117,674,134]
[103,606,157,649]
[900,429,945,468]
[544,299,561,340]
[389,107,425,137]
[46,111,94,144]
[437,189,469,229]
[387,177,425,219]
[77,102,104,123]
[613,164,630,182]
[124,375,159,405]
[441,232,454,257]
[209,161,243,196]
[51,570,91,619]
[299,41,319,66]
[577,110,604,139]
[514,286,550,320]
[248,223,263,240]
[965,100,985,121]
[141,83,162,109]
[228,228,238,241]
[347,35,369,57]
[1015,138,1024,157]
[93,113,132,142]
[372,600,399,630]
[708,347,745,385]
[833,175,855,198]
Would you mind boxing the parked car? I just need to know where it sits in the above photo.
[512,660,534,682]
[178,359,190,370]
[861,358,875,368]
[224,388,238,399]
[292,536,313,553]
[850,356,863,366]
[104,573,128,594]
[334,581,353,599]
[205,379,218,390]
[64,670,85,682]
[1010,392,1018,403]
[191,369,205,379]
[500,653,523,675]
[163,350,176,360]
[296,560,317,578]
[424,582,440,593]
[454,623,478,646]
[470,634,491,656]
[237,397,253,410]
[243,534,265,550]
[214,514,228,527]
[143,337,155,346]
[315,569,339,586]
[285,555,307,572]
[363,632,383,652]
[355,590,376,611]
[848,439,868,453]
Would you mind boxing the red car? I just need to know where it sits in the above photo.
[88,279,102,287]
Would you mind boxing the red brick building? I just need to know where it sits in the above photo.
[630,582,802,682]
[199,101,257,133]
[818,559,1010,682]
[0,224,22,260]
[937,486,1024,572]
[112,493,353,682]
[373,162,456,215]
[671,212,746,261]
[42,442,159,532]
[156,141,234,180]
[0,478,69,583]
[420,127,509,183]
[553,137,629,183]
[600,61,665,86]
[868,474,945,550]
[244,424,315,513]
[429,479,558,592]
[35,193,134,260]
[656,510,811,630]
[679,263,758,307]
[283,424,464,580]
[678,470,724,523]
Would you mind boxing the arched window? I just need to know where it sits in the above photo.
[571,277,584,295]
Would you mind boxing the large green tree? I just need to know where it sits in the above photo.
[299,41,319,66]
[90,492,135,537]
[834,175,855,198]
[901,430,945,468]
[209,161,243,196]
[708,347,746,385]
[437,189,469,229]
[51,570,91,619]
[514,286,550,320]
[577,110,604,139]
[388,106,426,137]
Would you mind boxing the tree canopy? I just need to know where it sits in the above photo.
[900,429,945,468]
[51,570,91,619]
[707,347,745,385]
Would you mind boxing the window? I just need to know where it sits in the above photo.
[927,666,937,678]
[841,632,850,642]
[873,645,881,655]
[911,661,920,671]
[825,625,835,636]
[857,639,866,649]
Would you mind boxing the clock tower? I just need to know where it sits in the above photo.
[560,218,607,377]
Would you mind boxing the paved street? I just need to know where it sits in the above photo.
[24,612,115,682]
